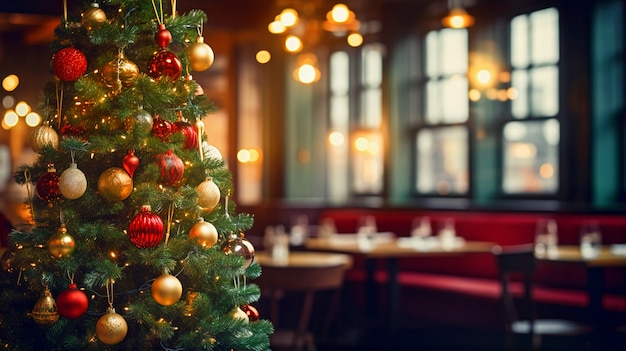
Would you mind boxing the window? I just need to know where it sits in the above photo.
[327,44,385,199]
[414,28,469,196]
[502,7,559,194]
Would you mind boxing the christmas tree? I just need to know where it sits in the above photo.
[0,0,273,350]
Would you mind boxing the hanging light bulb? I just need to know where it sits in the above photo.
[294,53,320,84]
[347,32,363,47]
[442,7,475,28]
[279,8,299,28]
[442,0,474,29]
[284,35,303,53]
[330,4,350,23]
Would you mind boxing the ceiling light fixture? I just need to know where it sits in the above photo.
[442,0,475,29]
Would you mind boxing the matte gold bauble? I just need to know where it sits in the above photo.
[151,274,183,306]
[30,125,59,153]
[48,224,76,258]
[230,306,249,323]
[186,36,214,72]
[189,217,218,249]
[196,177,220,211]
[95,307,128,345]
[59,163,87,199]
[82,3,107,31]
[31,289,60,326]
[101,53,139,88]
[97,167,133,201]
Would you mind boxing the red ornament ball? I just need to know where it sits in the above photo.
[155,149,185,186]
[240,304,259,322]
[36,167,61,202]
[173,121,198,150]
[151,116,173,140]
[52,47,88,82]
[128,205,164,248]
[148,50,182,80]
[56,283,89,319]
[155,24,172,48]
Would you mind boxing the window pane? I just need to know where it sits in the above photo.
[352,131,384,194]
[441,75,469,123]
[511,15,529,68]
[425,80,441,123]
[362,44,383,87]
[330,51,349,94]
[530,66,559,117]
[416,126,468,195]
[330,95,349,127]
[530,8,559,65]
[511,70,529,118]
[502,119,559,194]
[440,29,468,74]
[425,31,439,78]
[361,89,382,127]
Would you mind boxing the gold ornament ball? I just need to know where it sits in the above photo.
[96,307,128,345]
[98,167,133,201]
[196,178,220,211]
[48,225,76,258]
[30,125,59,153]
[101,54,139,88]
[31,289,60,326]
[230,307,249,323]
[151,274,183,306]
[59,163,87,199]
[82,3,107,31]
[186,36,215,72]
[189,217,218,249]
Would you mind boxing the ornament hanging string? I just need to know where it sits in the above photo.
[105,279,115,308]
[56,80,64,130]
[171,0,177,18]
[62,0,68,27]
[151,0,164,25]
[66,271,75,285]
[165,203,174,246]
[24,170,35,224]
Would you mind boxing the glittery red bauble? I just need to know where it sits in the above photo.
[122,149,140,178]
[52,47,88,82]
[60,123,88,139]
[56,283,89,319]
[151,116,173,140]
[173,121,198,150]
[36,169,61,202]
[241,304,259,322]
[155,149,185,186]
[128,205,164,248]
[155,23,172,48]
[148,50,182,80]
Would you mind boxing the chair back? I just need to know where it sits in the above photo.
[492,244,537,334]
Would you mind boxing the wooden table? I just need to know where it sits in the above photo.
[254,251,352,351]
[535,244,626,339]
[305,234,494,335]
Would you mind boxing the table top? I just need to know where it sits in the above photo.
[305,234,494,259]
[254,251,352,268]
[535,245,626,267]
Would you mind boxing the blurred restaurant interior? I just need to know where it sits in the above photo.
[0,0,625,350]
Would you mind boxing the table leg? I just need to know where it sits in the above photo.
[387,258,400,336]
[365,258,378,319]
[587,266,606,347]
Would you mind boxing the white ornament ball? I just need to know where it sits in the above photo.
[59,163,87,199]
[231,306,249,323]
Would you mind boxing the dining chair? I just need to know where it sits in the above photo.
[492,244,593,350]
[256,259,348,351]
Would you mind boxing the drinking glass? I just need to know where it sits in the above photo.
[580,221,602,258]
